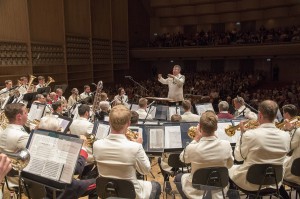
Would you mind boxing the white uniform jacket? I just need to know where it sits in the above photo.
[93,134,152,199]
[158,74,185,102]
[283,127,300,184]
[181,111,200,122]
[136,108,153,120]
[230,123,290,191]
[180,136,234,199]
[0,124,29,152]
[235,105,257,120]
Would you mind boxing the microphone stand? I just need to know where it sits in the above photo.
[126,76,149,96]
[143,101,156,124]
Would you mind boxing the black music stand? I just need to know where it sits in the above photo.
[57,115,73,133]
[37,87,51,94]
[22,129,83,199]
[23,92,37,108]
[154,105,168,120]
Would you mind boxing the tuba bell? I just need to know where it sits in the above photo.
[27,74,37,92]
[45,76,55,87]
[1,149,31,171]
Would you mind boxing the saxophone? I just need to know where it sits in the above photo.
[0,111,9,130]
[92,81,103,112]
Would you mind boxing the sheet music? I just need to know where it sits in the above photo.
[57,118,70,132]
[95,123,110,139]
[164,126,182,148]
[215,122,234,143]
[146,106,157,119]
[149,128,164,149]
[130,104,139,111]
[168,107,181,120]
[28,103,46,121]
[104,116,109,122]
[128,126,143,138]
[195,103,214,116]
[24,132,82,183]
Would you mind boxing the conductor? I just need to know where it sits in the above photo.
[158,65,185,102]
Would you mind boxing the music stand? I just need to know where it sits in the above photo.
[154,105,168,120]
[37,87,51,95]
[22,129,83,199]
[56,115,73,133]
[23,92,37,108]
[54,84,68,93]
[93,120,111,139]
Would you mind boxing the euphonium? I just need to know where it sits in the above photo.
[27,74,37,92]
[1,149,31,171]
[225,120,260,136]
[187,126,198,139]
[45,76,55,87]
[125,129,139,141]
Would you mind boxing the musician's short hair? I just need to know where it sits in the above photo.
[35,94,44,101]
[39,116,60,131]
[100,92,108,101]
[100,101,110,112]
[182,100,191,111]
[78,104,90,116]
[131,111,139,125]
[218,101,229,111]
[4,103,25,123]
[282,104,298,117]
[200,111,217,135]
[20,76,27,81]
[234,97,244,105]
[5,80,12,85]
[83,85,90,90]
[138,98,148,108]
[71,88,78,94]
[38,76,45,80]
[56,88,63,93]
[258,100,278,122]
[173,65,181,71]
[109,105,131,132]
[52,101,62,111]
[171,114,182,122]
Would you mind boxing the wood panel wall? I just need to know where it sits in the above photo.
[0,0,129,92]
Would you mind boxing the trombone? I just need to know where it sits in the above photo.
[225,120,260,136]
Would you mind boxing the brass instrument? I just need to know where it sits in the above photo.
[25,119,40,130]
[225,120,260,136]
[187,126,198,139]
[45,76,55,87]
[1,149,31,170]
[125,128,139,141]
[27,75,37,92]
[92,81,103,112]
[276,116,300,130]
[0,111,9,130]
[86,134,96,148]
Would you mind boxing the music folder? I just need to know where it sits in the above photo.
[37,86,51,94]
[195,103,214,116]
[56,115,73,133]
[22,129,83,190]
[93,120,110,140]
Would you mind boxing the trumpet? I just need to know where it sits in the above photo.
[225,120,260,136]
[45,76,55,87]
[125,129,139,141]
[1,149,31,171]
[187,126,198,139]
[276,116,300,130]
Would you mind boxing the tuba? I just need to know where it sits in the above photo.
[45,76,55,87]
[1,149,31,170]
[225,120,260,136]
[187,126,198,139]
[27,74,37,92]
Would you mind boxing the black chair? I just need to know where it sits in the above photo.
[283,158,300,199]
[236,164,283,199]
[192,167,229,199]
[157,153,190,197]
[96,176,136,199]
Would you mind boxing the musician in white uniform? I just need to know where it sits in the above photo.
[181,100,200,122]
[18,76,29,95]
[35,76,45,89]
[93,105,161,199]
[229,100,290,192]
[80,85,92,100]
[136,98,153,120]
[233,96,257,120]
[0,80,13,106]
[113,87,128,105]
[174,111,234,199]
[158,65,185,102]
[281,104,300,185]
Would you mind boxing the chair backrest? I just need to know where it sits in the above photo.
[96,176,136,199]
[192,167,229,189]
[246,164,283,185]
[167,153,190,169]
[291,158,300,176]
